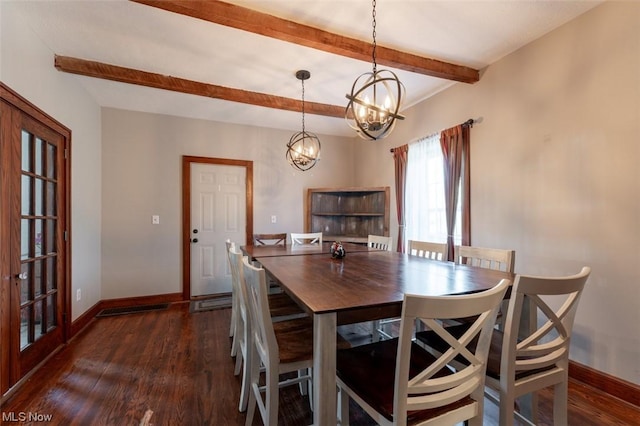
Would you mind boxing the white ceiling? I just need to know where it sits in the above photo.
[11,0,603,137]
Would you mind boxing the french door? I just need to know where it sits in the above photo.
[0,84,70,395]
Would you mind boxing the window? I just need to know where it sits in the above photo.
[405,134,461,247]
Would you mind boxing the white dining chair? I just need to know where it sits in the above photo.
[367,234,392,251]
[290,232,322,245]
[228,245,308,412]
[242,256,315,425]
[337,279,510,425]
[489,267,590,426]
[417,267,590,426]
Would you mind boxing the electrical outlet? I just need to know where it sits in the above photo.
[76,289,81,301]
[271,215,277,224]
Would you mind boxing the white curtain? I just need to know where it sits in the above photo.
[405,134,461,247]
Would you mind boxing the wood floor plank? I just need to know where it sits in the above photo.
[1,302,637,425]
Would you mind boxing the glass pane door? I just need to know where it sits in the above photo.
[20,130,59,350]
[1,88,69,394]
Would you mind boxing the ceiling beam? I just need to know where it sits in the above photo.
[131,0,479,84]
[54,55,346,118]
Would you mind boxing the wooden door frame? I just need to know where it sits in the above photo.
[0,83,72,391]
[181,156,253,300]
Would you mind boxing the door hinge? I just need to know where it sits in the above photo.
[64,148,68,159]
[64,231,68,241]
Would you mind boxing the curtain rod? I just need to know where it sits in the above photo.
[389,117,479,153]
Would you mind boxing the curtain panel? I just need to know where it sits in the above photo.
[392,145,408,253]
[440,125,470,260]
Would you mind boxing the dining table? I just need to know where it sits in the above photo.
[254,249,516,425]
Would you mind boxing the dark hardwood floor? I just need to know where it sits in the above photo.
[1,302,638,425]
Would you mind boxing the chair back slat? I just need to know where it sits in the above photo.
[454,245,515,273]
[367,234,393,251]
[253,233,286,245]
[290,232,322,245]
[408,240,447,260]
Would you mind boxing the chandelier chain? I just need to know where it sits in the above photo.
[371,0,377,72]
[301,78,306,133]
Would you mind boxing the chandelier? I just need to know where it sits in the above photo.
[346,0,405,140]
[286,70,321,171]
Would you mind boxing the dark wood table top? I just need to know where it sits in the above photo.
[240,241,377,259]
[255,251,514,324]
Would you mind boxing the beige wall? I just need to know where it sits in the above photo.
[355,1,640,384]
[101,109,355,299]
[1,3,103,320]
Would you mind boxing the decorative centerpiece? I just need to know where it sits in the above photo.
[330,241,346,259]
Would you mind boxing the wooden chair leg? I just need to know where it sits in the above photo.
[468,417,481,426]
[238,341,250,412]
[499,391,516,426]
[468,392,484,426]
[298,369,309,396]
[267,369,279,425]
[230,307,235,338]
[531,391,540,425]
[339,386,350,425]
[230,337,238,357]
[233,347,242,376]
[372,320,381,342]
[554,380,569,425]
[307,369,313,412]
[244,386,257,426]
[244,346,261,425]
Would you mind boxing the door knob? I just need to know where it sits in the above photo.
[191,238,199,243]
[192,229,198,234]
[15,273,27,280]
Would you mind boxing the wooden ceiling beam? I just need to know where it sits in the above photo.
[54,55,346,118]
[131,0,479,84]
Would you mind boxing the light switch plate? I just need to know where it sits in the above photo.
[152,215,160,224]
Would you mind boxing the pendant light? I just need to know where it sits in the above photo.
[286,70,321,171]
[346,0,405,140]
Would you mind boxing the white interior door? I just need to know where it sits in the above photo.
[190,163,246,297]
